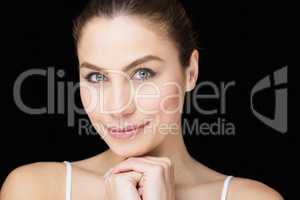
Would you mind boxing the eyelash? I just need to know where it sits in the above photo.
[84,68,156,83]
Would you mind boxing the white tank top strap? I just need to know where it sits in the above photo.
[63,161,72,200]
[220,175,234,200]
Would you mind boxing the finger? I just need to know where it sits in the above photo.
[126,171,143,182]
[138,186,143,196]
[142,156,172,167]
[144,157,175,193]
[138,157,175,199]
[111,157,157,175]
[141,156,173,176]
[144,156,174,176]
[140,156,172,171]
[145,156,174,176]
[133,157,168,181]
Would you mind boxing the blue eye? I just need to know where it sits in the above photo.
[132,68,156,81]
[85,68,156,83]
[85,72,107,83]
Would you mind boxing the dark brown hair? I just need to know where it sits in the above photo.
[73,0,198,67]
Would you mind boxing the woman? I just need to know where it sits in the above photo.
[0,0,283,199]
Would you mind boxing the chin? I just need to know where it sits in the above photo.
[109,143,151,158]
[109,135,166,158]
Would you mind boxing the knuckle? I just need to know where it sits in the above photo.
[153,165,164,175]
[162,157,172,166]
[109,173,120,182]
[161,163,168,171]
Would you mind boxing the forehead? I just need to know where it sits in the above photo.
[77,15,179,69]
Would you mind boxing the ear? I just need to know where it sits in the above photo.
[185,49,199,92]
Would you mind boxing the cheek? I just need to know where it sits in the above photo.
[134,83,161,114]
[80,85,102,116]
[135,80,184,116]
[80,88,91,107]
[155,83,184,135]
[159,86,183,112]
[157,84,184,130]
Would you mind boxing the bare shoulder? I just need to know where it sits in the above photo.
[0,162,66,200]
[228,177,284,200]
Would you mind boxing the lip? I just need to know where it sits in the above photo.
[107,121,150,139]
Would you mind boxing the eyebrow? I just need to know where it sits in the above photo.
[80,55,164,72]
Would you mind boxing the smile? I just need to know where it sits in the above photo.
[107,121,151,139]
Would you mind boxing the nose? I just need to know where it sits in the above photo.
[108,78,136,119]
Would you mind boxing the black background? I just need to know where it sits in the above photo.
[1,0,293,199]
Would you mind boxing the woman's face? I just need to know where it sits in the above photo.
[77,15,194,157]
